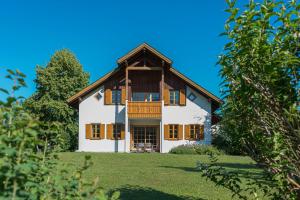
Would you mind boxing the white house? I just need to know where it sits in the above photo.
[68,43,221,153]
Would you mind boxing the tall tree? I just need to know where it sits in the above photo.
[199,0,300,199]
[26,49,89,151]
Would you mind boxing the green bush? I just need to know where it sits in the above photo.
[0,69,120,200]
[211,133,243,155]
[169,144,225,155]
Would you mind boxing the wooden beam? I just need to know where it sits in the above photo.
[161,68,164,101]
[127,66,162,71]
[126,67,128,100]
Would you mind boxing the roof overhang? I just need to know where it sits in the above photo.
[67,67,120,107]
[117,43,172,65]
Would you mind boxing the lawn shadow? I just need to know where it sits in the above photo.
[112,185,205,200]
[160,162,270,184]
[213,162,258,169]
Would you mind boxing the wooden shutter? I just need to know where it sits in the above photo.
[200,125,204,140]
[179,87,186,106]
[85,124,92,139]
[164,124,169,140]
[164,88,170,105]
[120,124,125,140]
[100,124,105,139]
[107,124,113,139]
[104,86,112,105]
[185,125,190,140]
[121,87,126,105]
[178,125,183,140]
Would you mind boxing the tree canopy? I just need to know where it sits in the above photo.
[199,0,299,199]
[26,49,89,150]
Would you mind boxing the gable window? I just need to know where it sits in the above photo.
[112,89,121,104]
[92,124,101,139]
[188,92,197,101]
[113,124,122,140]
[169,90,179,105]
[169,124,178,139]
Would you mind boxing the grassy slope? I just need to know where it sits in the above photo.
[58,153,265,200]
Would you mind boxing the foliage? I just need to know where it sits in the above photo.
[201,0,300,199]
[169,144,225,155]
[25,49,89,151]
[198,154,275,200]
[0,69,119,200]
[212,132,243,155]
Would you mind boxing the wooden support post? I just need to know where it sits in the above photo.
[126,67,128,100]
[161,60,165,101]
[161,68,164,101]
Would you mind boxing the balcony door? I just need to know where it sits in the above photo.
[131,92,160,102]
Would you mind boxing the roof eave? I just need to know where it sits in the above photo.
[117,43,172,65]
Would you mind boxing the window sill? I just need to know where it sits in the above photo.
[165,138,181,141]
[187,139,203,141]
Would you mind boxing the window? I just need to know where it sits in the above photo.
[188,92,197,101]
[132,92,160,102]
[113,124,122,139]
[92,124,101,139]
[169,124,178,139]
[151,93,160,101]
[190,124,201,140]
[112,90,121,104]
[169,90,179,105]
[132,92,145,101]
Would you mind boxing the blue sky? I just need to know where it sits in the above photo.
[0,0,245,100]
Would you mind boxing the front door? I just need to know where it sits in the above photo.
[130,126,160,152]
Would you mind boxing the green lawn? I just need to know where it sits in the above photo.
[58,153,267,200]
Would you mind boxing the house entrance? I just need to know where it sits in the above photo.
[130,126,160,152]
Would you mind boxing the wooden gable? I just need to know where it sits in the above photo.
[67,43,222,109]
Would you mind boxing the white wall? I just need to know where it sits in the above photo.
[78,85,212,153]
[161,86,212,153]
[78,86,126,152]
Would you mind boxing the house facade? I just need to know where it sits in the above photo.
[68,43,221,153]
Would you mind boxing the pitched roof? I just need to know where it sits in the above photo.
[117,43,172,65]
[67,43,222,106]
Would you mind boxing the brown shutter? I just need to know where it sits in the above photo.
[164,88,170,105]
[164,124,169,140]
[178,125,183,140]
[107,124,113,139]
[100,124,105,139]
[104,86,112,105]
[185,125,190,140]
[179,87,186,106]
[85,124,92,139]
[121,124,125,140]
[121,87,126,105]
[200,125,204,140]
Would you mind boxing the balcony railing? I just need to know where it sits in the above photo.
[127,101,162,119]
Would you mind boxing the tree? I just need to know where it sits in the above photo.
[199,0,300,199]
[0,69,119,200]
[25,49,89,151]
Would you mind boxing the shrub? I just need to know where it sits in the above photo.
[212,133,243,155]
[169,144,225,155]
[0,69,120,200]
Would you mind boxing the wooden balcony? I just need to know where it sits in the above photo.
[127,101,162,119]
